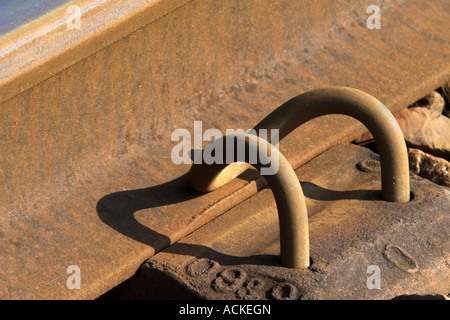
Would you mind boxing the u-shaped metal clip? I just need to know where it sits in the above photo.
[189,133,310,269]
[189,86,410,269]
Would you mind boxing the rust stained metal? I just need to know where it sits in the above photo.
[191,87,410,203]
[190,133,309,269]
[116,144,450,300]
[0,0,449,299]
[0,0,193,102]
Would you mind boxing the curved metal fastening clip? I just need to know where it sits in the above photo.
[189,133,310,269]
[189,87,410,269]
[191,86,410,203]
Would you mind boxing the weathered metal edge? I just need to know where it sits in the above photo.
[0,0,193,102]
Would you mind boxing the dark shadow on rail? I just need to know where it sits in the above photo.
[300,181,382,202]
[97,172,195,251]
[96,173,381,257]
[96,166,263,251]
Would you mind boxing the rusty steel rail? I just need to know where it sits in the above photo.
[191,87,410,203]
[190,133,309,269]
[1,0,449,299]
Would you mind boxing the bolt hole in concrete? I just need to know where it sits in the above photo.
[276,256,315,269]
[354,157,421,203]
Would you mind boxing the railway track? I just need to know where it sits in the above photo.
[0,0,449,299]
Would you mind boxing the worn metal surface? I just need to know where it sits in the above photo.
[1,0,450,299]
[0,0,193,102]
[191,87,410,202]
[119,144,450,300]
